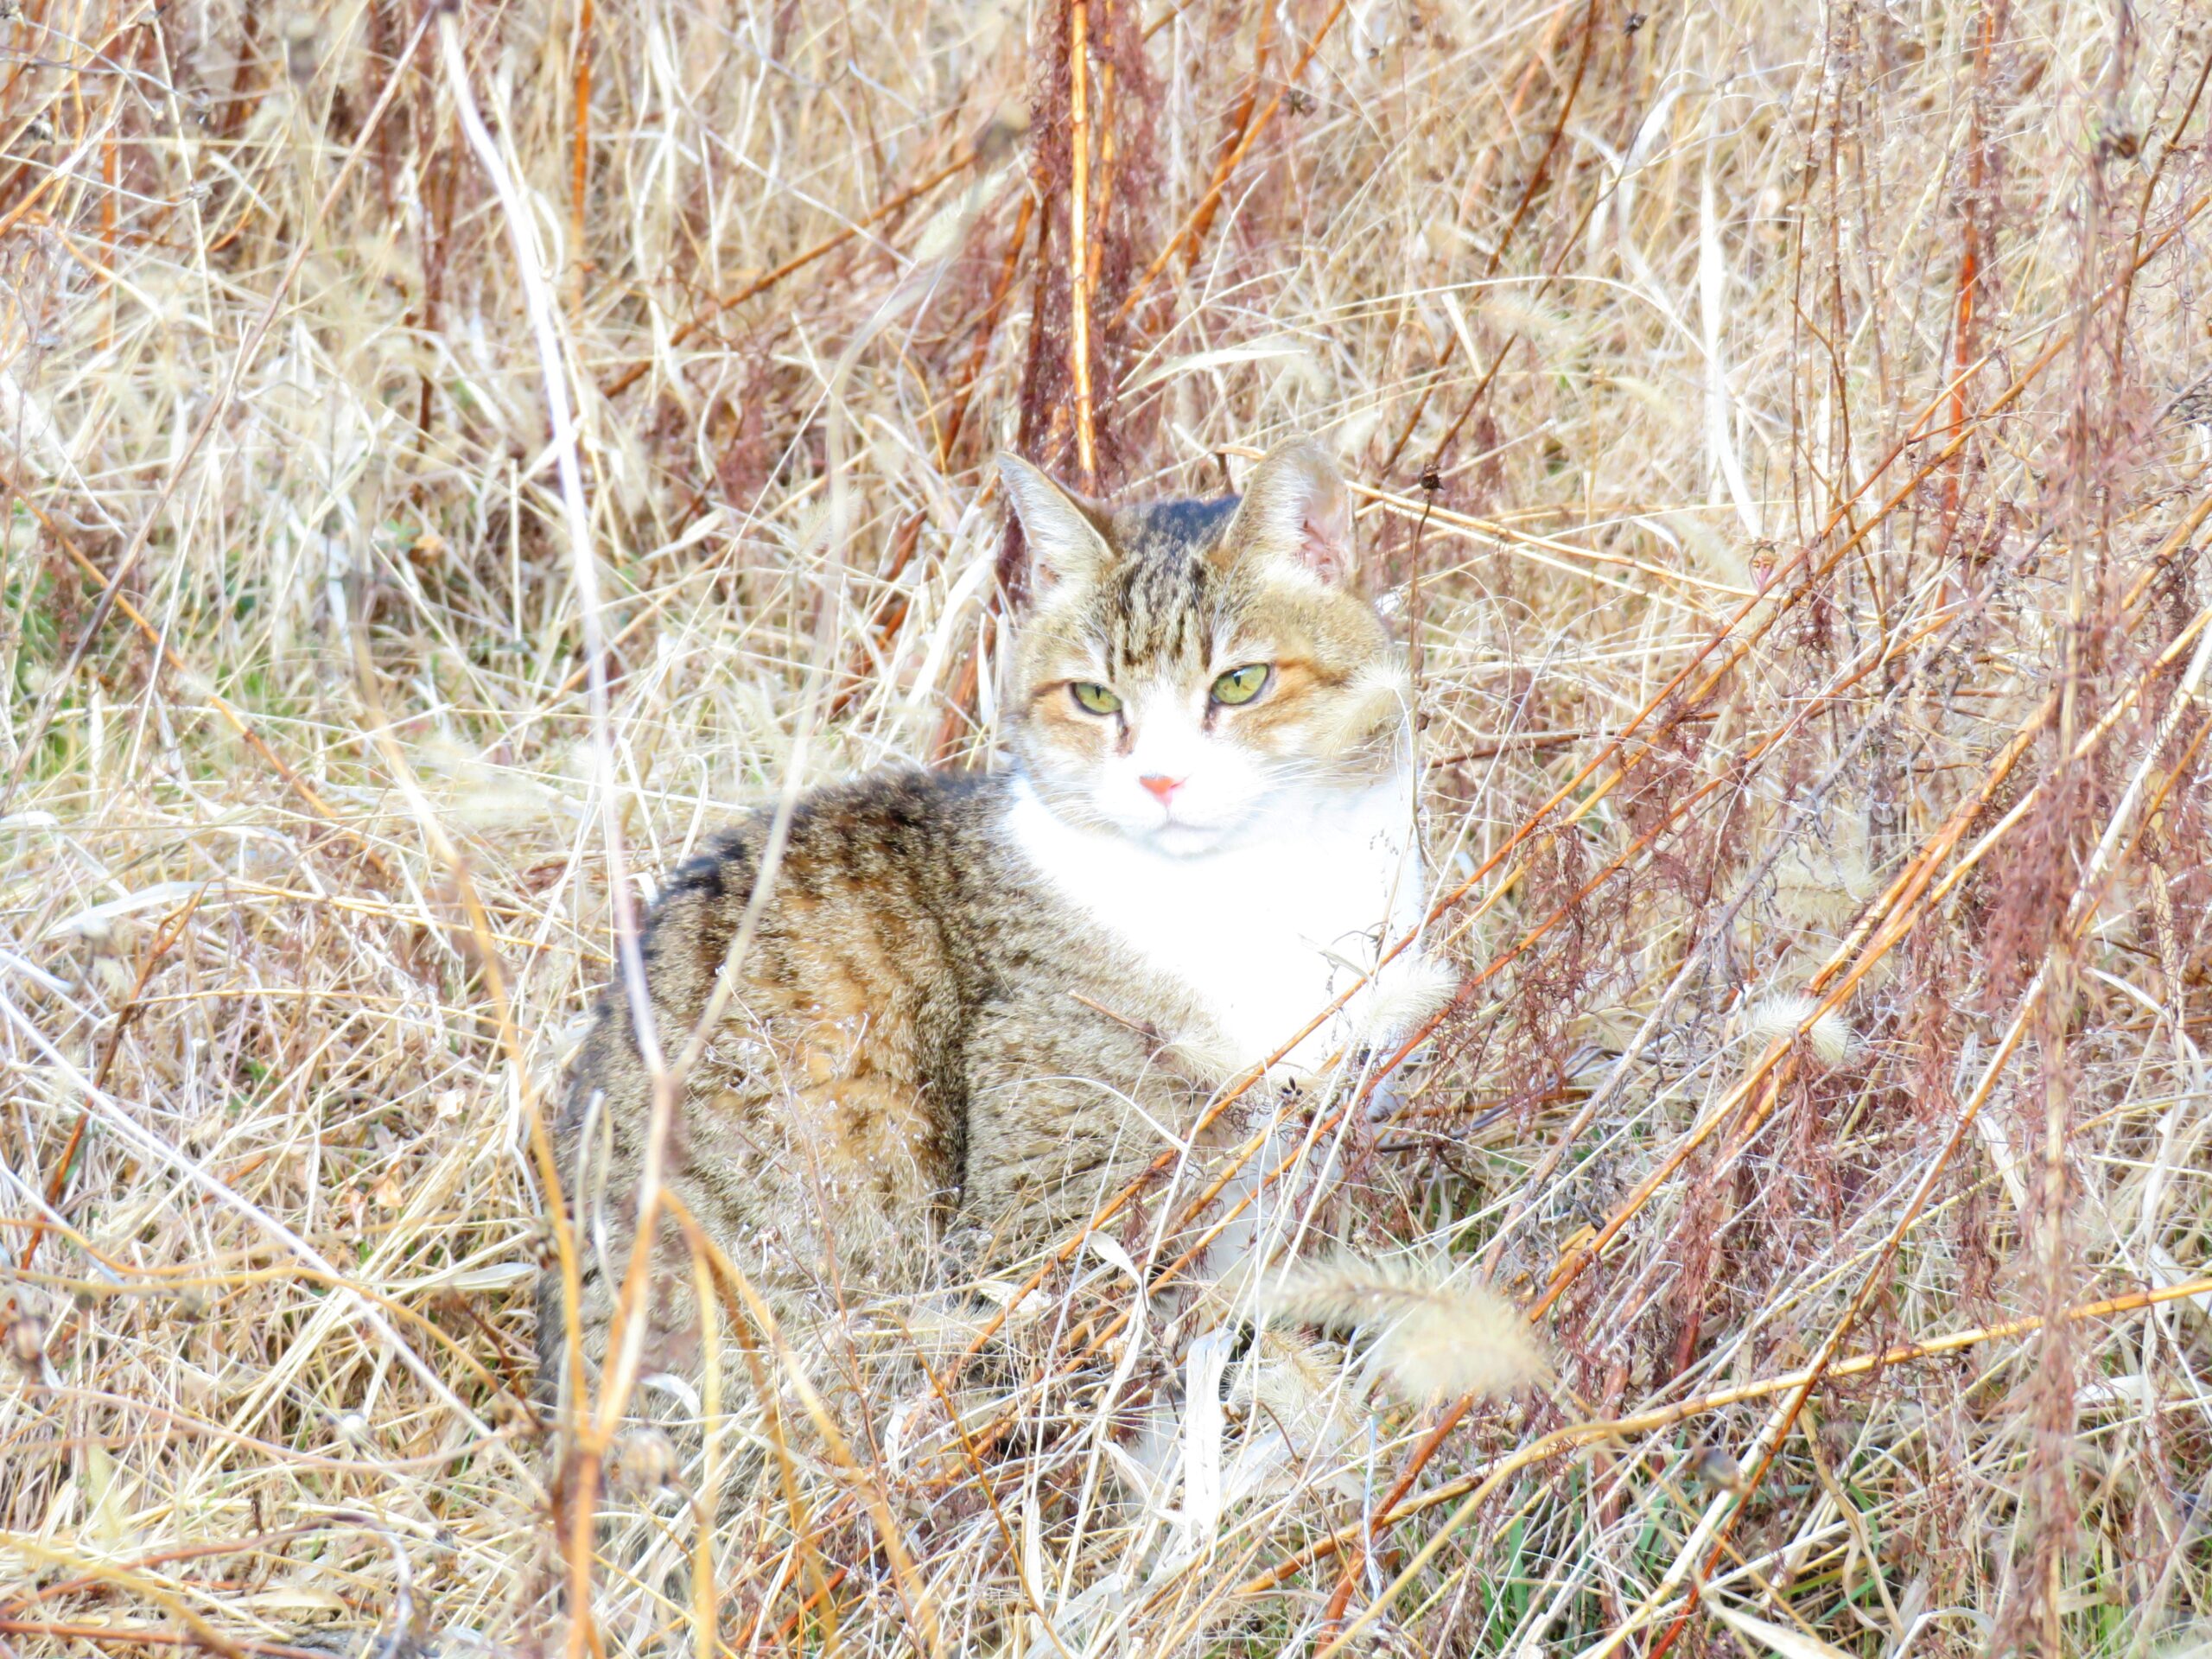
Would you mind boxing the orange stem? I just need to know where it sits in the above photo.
[1114,0,1351,323]
[569,0,593,315]
[1068,0,1097,486]
[602,149,976,398]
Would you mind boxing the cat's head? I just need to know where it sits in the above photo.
[998,438,1410,855]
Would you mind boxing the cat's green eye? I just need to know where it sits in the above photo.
[1210,664,1271,706]
[1071,681,1122,715]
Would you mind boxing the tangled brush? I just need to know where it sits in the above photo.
[6,0,2211,1649]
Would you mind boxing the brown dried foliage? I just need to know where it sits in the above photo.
[6,2,2212,1656]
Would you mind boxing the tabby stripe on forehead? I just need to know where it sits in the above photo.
[1109,554,1214,677]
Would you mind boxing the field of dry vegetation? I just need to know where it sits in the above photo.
[8,0,2212,1652]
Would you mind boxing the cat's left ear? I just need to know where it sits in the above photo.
[1221,438,1356,587]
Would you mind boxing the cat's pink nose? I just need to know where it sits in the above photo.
[1139,773,1183,804]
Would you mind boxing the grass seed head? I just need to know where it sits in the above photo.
[1264,1252,1549,1406]
[1743,992,1859,1068]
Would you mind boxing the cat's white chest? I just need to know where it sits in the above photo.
[1004,773,1434,1075]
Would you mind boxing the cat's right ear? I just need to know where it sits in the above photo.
[997,455,1113,591]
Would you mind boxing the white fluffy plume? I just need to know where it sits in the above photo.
[1743,993,1859,1068]
[1357,957,1463,1052]
[1262,1252,1549,1405]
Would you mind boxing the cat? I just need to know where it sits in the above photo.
[537,437,1460,1447]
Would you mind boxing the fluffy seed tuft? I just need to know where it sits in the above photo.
[6,1312,48,1370]
[1357,957,1463,1051]
[612,1426,679,1492]
[1262,1252,1549,1405]
[1743,993,1859,1068]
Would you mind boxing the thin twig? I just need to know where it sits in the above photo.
[600,147,978,399]
[1067,0,1097,486]
[1112,0,1351,323]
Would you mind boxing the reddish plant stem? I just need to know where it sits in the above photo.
[1937,1,1999,558]
[1180,0,1276,268]
[1378,0,1588,475]
[1067,0,1097,486]
[569,0,593,315]
[601,148,977,399]
[1112,0,1351,323]
[1414,0,1601,476]
[1230,234,2212,1605]
[20,892,200,1274]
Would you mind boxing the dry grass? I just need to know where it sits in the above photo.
[4,0,2212,1653]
